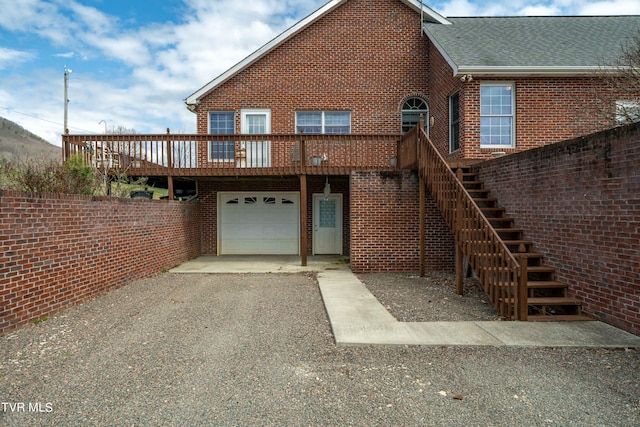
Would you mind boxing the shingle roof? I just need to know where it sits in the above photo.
[424,16,640,76]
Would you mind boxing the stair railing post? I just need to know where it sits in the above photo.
[516,254,528,321]
[455,167,464,295]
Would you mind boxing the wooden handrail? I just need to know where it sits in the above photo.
[410,119,527,320]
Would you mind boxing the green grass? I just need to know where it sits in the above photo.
[33,316,48,325]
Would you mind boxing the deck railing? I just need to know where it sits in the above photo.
[62,133,400,176]
[411,124,527,320]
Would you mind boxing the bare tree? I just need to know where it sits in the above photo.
[597,32,640,124]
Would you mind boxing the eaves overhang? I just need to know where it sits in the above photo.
[453,66,620,78]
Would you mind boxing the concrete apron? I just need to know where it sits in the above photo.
[171,256,640,348]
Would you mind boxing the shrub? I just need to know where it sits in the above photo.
[0,155,94,195]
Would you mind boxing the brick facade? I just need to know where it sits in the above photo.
[349,171,454,273]
[0,192,201,334]
[474,123,640,335]
[194,0,429,138]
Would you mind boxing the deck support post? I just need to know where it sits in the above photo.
[300,174,308,266]
[516,254,529,321]
[167,176,174,201]
[455,241,464,296]
[455,168,464,295]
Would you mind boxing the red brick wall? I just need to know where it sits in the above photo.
[0,192,201,333]
[350,171,454,272]
[474,123,640,335]
[195,0,429,139]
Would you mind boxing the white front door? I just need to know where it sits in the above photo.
[239,109,271,168]
[313,194,342,255]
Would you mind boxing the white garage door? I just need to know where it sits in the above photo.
[218,192,300,255]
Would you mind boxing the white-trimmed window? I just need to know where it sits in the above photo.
[208,111,235,161]
[480,83,515,147]
[296,111,351,134]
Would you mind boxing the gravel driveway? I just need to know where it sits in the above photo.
[1,272,638,426]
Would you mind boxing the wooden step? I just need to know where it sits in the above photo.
[487,217,515,224]
[527,266,556,274]
[495,228,522,233]
[495,228,523,238]
[473,251,542,260]
[480,207,506,216]
[527,280,569,289]
[503,239,533,248]
[461,172,479,179]
[527,297,581,306]
[467,189,489,196]
[528,314,594,322]
[500,297,581,306]
[463,183,484,191]
[527,280,568,290]
[473,197,498,204]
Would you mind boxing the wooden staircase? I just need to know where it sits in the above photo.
[459,168,592,322]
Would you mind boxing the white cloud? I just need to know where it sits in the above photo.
[519,5,562,15]
[579,0,640,14]
[0,48,35,69]
[431,0,640,16]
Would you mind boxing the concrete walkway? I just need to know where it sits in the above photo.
[171,256,640,348]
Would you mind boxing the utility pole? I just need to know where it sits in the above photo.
[64,66,72,133]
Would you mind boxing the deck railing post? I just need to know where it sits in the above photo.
[166,128,174,201]
[300,138,307,175]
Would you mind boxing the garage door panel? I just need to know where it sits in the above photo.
[219,192,300,255]
[222,239,299,255]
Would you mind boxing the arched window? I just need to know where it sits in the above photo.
[401,97,428,133]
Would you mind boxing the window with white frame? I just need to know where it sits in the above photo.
[449,92,460,152]
[208,111,235,161]
[480,83,515,147]
[296,111,351,134]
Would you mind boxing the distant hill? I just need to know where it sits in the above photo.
[0,117,60,161]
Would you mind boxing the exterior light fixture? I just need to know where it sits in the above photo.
[323,177,331,201]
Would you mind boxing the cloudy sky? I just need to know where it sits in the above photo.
[1,0,639,146]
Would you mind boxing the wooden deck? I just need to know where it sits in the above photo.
[62,133,402,177]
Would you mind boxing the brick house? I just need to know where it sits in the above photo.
[174,0,638,269]
[57,0,640,327]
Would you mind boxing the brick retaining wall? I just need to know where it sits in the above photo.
[474,123,640,335]
[0,191,201,333]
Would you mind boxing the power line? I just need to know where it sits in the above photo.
[0,106,98,134]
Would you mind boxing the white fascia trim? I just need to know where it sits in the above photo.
[184,0,345,107]
[454,66,619,77]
